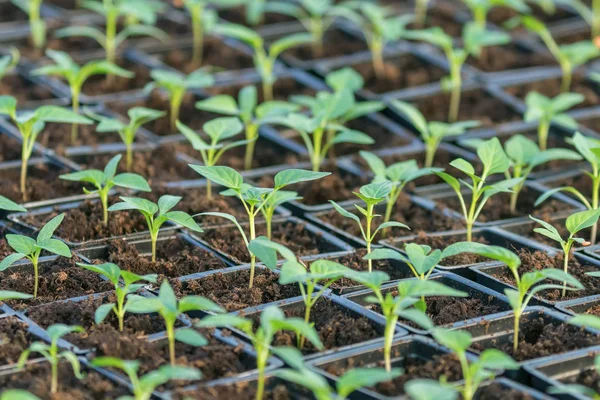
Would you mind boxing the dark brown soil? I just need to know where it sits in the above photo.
[324,351,462,397]
[219,7,295,26]
[0,361,130,400]
[565,368,600,394]
[205,77,316,103]
[173,379,294,400]
[503,217,587,249]
[78,59,150,96]
[412,6,464,37]
[505,73,599,109]
[579,117,600,132]
[21,197,149,243]
[267,298,380,355]
[544,173,591,202]
[172,268,301,312]
[467,44,555,73]
[0,239,11,259]
[17,28,104,61]
[490,250,600,302]
[0,133,24,162]
[0,256,113,310]
[471,317,600,362]
[487,4,575,26]
[410,88,521,127]
[476,383,535,400]
[0,163,81,203]
[202,220,339,263]
[0,74,57,105]
[0,317,37,366]
[555,28,593,45]
[282,28,368,61]
[38,121,125,153]
[575,303,600,316]
[0,1,27,22]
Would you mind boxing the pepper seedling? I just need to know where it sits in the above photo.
[435,137,523,241]
[76,262,156,331]
[0,195,26,212]
[91,357,201,400]
[274,346,402,400]
[196,305,323,400]
[360,151,441,227]
[406,23,510,122]
[335,3,412,78]
[365,245,443,284]
[144,68,214,132]
[0,96,93,200]
[390,100,479,167]
[195,85,298,170]
[462,134,581,213]
[509,16,600,92]
[55,0,169,69]
[249,237,355,347]
[0,214,71,298]
[59,154,150,226]
[530,209,600,296]
[535,132,600,244]
[190,165,329,288]
[108,195,202,262]
[0,47,20,83]
[178,116,247,198]
[259,191,301,240]
[179,0,219,68]
[32,50,133,143]
[212,23,312,100]
[12,0,45,51]
[463,0,529,29]
[330,181,410,272]
[524,91,583,150]
[86,107,165,171]
[406,328,519,400]
[18,324,84,394]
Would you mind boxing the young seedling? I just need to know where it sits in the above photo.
[435,137,523,241]
[365,245,443,284]
[389,101,479,167]
[524,91,583,150]
[259,191,300,239]
[406,328,519,400]
[180,0,219,68]
[249,237,355,347]
[463,0,529,29]
[196,305,323,400]
[212,23,312,100]
[144,68,214,132]
[32,50,133,143]
[335,3,412,78]
[76,262,156,331]
[55,0,168,69]
[360,151,441,227]
[59,154,150,226]
[86,107,165,171]
[18,324,84,394]
[126,281,224,365]
[0,96,93,200]
[330,181,410,272]
[91,357,201,400]
[274,346,402,400]
[177,117,247,198]
[530,208,600,296]
[0,214,71,298]
[190,165,329,288]
[567,0,600,39]
[406,23,510,122]
[510,16,600,92]
[108,195,202,262]
[12,0,45,50]
[0,195,26,212]
[195,85,298,170]
[536,132,600,244]
[0,47,20,82]
[463,134,581,213]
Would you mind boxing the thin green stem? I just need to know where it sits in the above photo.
[538,120,550,151]
[448,64,462,123]
[170,89,185,133]
[370,38,385,80]
[594,0,600,38]
[562,243,571,297]
[32,256,39,298]
[151,229,158,263]
[51,357,58,394]
[591,175,600,244]
[560,60,572,93]
[71,89,80,143]
[244,124,259,170]
[513,311,520,352]
[101,190,109,226]
[167,322,176,365]
[126,143,133,172]
[366,203,374,272]
[415,0,428,26]
[255,345,268,400]
[384,315,397,372]
[190,6,204,68]
[248,213,256,289]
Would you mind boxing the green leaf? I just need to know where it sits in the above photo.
[77,262,120,285]
[203,117,244,141]
[0,195,26,212]
[0,389,42,400]
[189,165,243,190]
[5,235,36,255]
[166,211,202,232]
[175,328,209,346]
[269,33,313,58]
[432,328,472,353]
[326,67,365,93]
[273,169,330,189]
[95,303,115,325]
[37,213,65,242]
[0,95,17,119]
[569,314,600,330]
[0,290,32,302]
[47,324,84,340]
[34,106,93,125]
[108,197,158,215]
[179,295,224,313]
[477,137,509,175]
[330,201,360,224]
[337,368,403,398]
[195,314,253,333]
[566,209,600,236]
[357,180,393,203]
[113,173,151,192]
[479,348,519,370]
[405,380,459,400]
[390,100,428,135]
[38,238,71,258]
[442,242,520,269]
[436,171,461,193]
[157,195,182,215]
[0,253,26,272]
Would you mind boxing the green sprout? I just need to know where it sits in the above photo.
[126,281,224,365]
[510,16,600,92]
[435,137,523,241]
[0,214,71,298]
[212,23,312,100]
[91,357,201,400]
[524,91,583,150]
[144,68,214,132]
[406,23,510,122]
[462,134,581,213]
[59,154,151,226]
[190,165,329,288]
[178,117,248,198]
[108,195,202,262]
[76,262,157,331]
[31,50,133,143]
[0,96,93,200]
[196,305,323,400]
[390,101,479,167]
[195,85,298,170]
[180,0,218,68]
[329,181,410,272]
[365,244,446,284]
[86,107,165,171]
[463,0,529,29]
[0,195,26,213]
[0,48,20,82]
[18,324,84,394]
[531,208,600,296]
[12,0,45,51]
